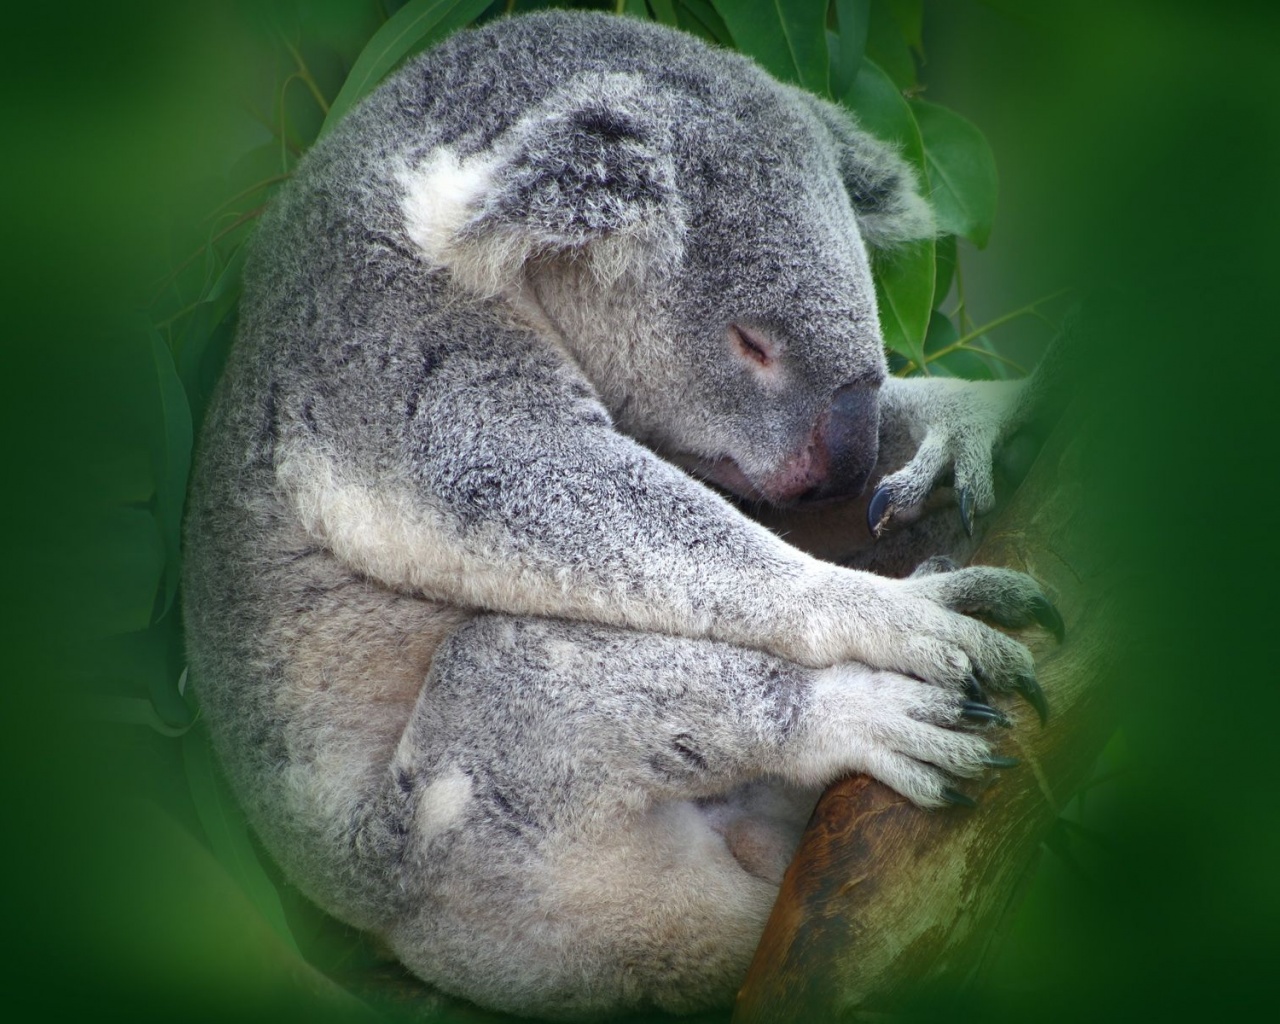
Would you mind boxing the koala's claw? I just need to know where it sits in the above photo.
[1030,595,1066,642]
[958,486,976,537]
[1015,673,1050,725]
[941,787,978,808]
[963,673,986,703]
[961,701,1012,728]
[867,484,893,537]
[982,753,1021,769]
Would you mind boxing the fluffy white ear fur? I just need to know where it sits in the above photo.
[846,145,936,251]
[796,91,936,250]
[397,72,685,298]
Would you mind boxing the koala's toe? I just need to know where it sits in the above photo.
[868,432,949,536]
[913,566,1063,642]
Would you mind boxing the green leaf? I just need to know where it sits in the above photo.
[711,1,830,93]
[183,726,300,954]
[648,0,679,26]
[842,58,924,172]
[887,0,923,53]
[912,99,998,248]
[676,0,733,45]
[145,327,193,620]
[621,0,649,17]
[322,0,494,136]
[966,333,1013,380]
[865,0,915,89]
[934,232,957,306]
[828,0,871,99]
[875,238,934,367]
[926,317,997,381]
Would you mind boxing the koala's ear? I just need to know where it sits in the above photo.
[399,73,684,295]
[804,96,935,250]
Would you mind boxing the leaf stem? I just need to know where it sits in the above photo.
[894,288,1070,376]
[930,287,1071,361]
[283,38,331,115]
[148,205,266,307]
[204,174,290,223]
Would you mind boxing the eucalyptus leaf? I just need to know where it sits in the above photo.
[875,238,934,368]
[865,0,915,89]
[676,0,732,45]
[322,0,494,136]
[183,726,300,953]
[146,329,193,620]
[828,0,871,99]
[888,0,923,53]
[842,58,924,171]
[934,233,957,307]
[968,333,1013,380]
[913,99,998,248]
[648,0,679,26]
[923,307,959,354]
[711,0,829,93]
[923,315,1001,380]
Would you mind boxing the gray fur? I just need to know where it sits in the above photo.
[184,12,1047,1018]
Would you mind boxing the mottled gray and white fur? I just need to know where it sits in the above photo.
[184,11,1055,1019]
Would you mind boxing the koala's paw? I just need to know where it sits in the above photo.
[898,563,1062,722]
[870,380,1026,538]
[796,666,1019,808]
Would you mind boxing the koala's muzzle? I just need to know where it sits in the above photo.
[820,381,881,497]
[757,382,881,506]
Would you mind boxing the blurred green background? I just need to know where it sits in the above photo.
[2,0,1276,1020]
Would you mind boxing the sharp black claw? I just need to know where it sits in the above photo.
[958,487,975,537]
[982,754,1021,769]
[964,674,986,703]
[867,485,892,538]
[1030,595,1066,642]
[961,701,1012,728]
[942,787,978,808]
[1016,673,1050,726]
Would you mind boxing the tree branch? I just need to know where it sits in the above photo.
[735,394,1121,1021]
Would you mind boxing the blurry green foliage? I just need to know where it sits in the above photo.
[32,1,1260,1022]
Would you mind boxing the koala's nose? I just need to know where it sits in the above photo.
[813,382,880,501]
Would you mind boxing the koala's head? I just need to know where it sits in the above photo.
[398,34,932,507]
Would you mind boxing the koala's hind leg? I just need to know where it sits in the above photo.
[383,614,1001,1018]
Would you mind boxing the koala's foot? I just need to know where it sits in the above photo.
[794,666,1020,808]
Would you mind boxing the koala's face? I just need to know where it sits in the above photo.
[648,100,891,506]
[515,74,929,507]
[408,51,931,507]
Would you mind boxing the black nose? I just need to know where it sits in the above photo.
[814,382,880,501]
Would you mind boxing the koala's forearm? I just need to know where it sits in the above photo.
[877,376,1024,470]
[277,410,1039,692]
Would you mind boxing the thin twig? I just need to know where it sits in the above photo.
[205,174,290,223]
[927,288,1071,364]
[955,344,1027,375]
[283,38,330,115]
[148,205,266,307]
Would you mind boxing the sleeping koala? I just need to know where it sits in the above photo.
[183,10,1061,1019]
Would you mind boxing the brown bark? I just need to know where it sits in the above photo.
[734,405,1121,1022]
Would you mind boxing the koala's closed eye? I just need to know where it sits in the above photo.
[729,323,777,369]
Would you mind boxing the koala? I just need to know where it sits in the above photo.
[183,11,1062,1020]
